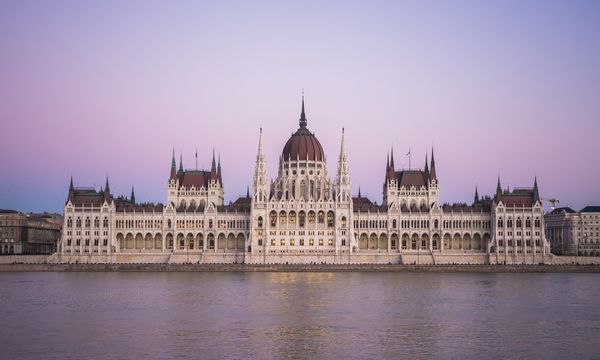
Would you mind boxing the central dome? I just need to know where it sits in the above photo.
[281,98,325,162]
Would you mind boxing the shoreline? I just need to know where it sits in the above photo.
[1,263,600,273]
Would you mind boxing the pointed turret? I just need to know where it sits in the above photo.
[424,153,429,173]
[67,176,75,203]
[533,176,540,202]
[253,127,268,202]
[358,186,362,198]
[170,149,177,179]
[130,186,136,204]
[386,152,390,171]
[390,146,395,169]
[429,148,437,181]
[496,176,502,197]
[178,154,183,173]
[104,176,110,194]
[217,153,222,185]
[474,186,480,204]
[246,185,250,198]
[299,93,307,128]
[336,127,351,202]
[211,147,217,180]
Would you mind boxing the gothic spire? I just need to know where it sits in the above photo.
[474,186,479,203]
[211,147,216,172]
[299,92,307,128]
[496,176,502,196]
[170,149,177,179]
[386,152,390,170]
[424,153,429,173]
[105,176,110,194]
[358,186,361,198]
[178,153,183,173]
[533,176,540,202]
[69,175,74,192]
[246,185,250,198]
[217,153,222,184]
[130,186,136,204]
[429,147,437,181]
[390,146,395,169]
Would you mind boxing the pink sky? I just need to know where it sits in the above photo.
[1,1,599,213]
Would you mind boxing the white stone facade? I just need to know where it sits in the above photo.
[58,99,551,264]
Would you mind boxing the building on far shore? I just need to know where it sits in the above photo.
[0,210,62,255]
[545,206,600,256]
[58,97,551,265]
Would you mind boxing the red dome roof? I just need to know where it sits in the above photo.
[281,98,325,162]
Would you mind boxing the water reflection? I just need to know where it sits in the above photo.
[0,272,599,359]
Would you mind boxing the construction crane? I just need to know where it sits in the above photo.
[542,198,560,211]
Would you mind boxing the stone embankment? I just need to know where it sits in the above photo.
[0,259,599,273]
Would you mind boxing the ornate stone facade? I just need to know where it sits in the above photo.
[59,98,551,264]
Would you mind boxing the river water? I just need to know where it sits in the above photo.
[0,272,599,359]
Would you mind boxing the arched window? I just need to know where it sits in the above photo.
[103,217,108,228]
[318,211,325,224]
[67,217,73,227]
[279,211,287,224]
[327,211,334,228]
[289,211,296,224]
[434,219,439,229]
[341,216,347,228]
[525,217,531,228]
[507,218,513,227]
[257,216,263,228]
[497,217,503,228]
[85,217,90,228]
[167,219,172,228]
[270,211,277,227]
[392,219,397,228]
[308,211,316,224]
[94,217,100,228]
[534,217,541,228]
[299,211,306,227]
[516,217,522,228]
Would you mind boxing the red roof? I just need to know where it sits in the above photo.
[282,128,325,162]
[395,170,428,188]
[179,170,211,188]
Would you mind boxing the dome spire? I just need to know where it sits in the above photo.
[299,90,307,128]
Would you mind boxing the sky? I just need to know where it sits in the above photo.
[1,0,599,213]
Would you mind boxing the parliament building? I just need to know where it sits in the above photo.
[59,98,550,264]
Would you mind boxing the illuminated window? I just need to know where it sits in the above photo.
[328,239,333,246]
[309,239,314,246]
[271,239,276,246]
[279,211,287,224]
[319,239,324,246]
[300,239,304,246]
[308,211,316,224]
[290,239,295,246]
[280,239,285,246]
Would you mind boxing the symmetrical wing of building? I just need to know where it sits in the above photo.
[59,99,550,264]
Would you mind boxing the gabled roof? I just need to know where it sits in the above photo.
[495,188,537,207]
[353,196,387,212]
[581,206,600,213]
[179,170,212,189]
[395,170,429,188]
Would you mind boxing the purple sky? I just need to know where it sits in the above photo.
[1,1,599,213]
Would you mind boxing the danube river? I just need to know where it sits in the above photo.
[1,272,599,359]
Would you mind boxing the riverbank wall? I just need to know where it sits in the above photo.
[1,255,600,272]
